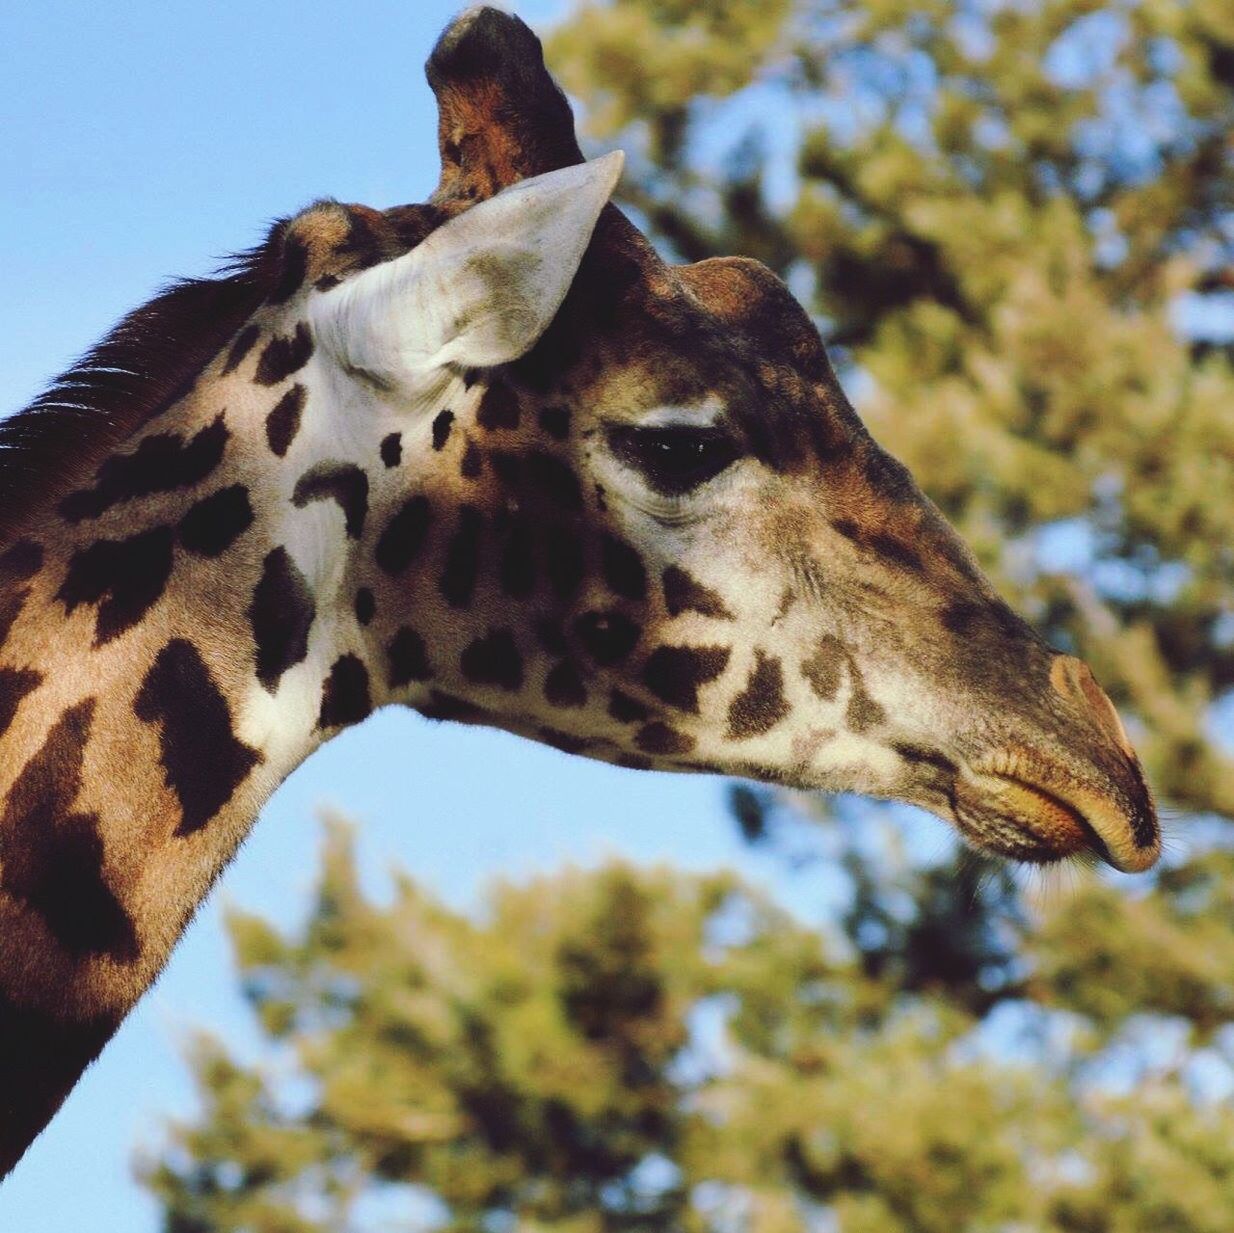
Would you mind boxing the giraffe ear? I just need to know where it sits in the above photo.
[312,151,624,384]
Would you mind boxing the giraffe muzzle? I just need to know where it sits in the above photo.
[955,761,1159,873]
[955,654,1160,873]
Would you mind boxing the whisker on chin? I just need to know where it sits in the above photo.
[1156,823,1191,864]
[955,844,992,906]
[1138,805,1191,865]
[1015,848,1096,914]
[1058,856,1089,903]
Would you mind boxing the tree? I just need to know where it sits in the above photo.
[143,819,1234,1232]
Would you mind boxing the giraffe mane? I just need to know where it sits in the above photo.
[0,223,291,547]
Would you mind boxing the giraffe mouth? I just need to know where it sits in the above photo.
[952,760,1159,873]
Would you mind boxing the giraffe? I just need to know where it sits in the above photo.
[0,7,1158,1176]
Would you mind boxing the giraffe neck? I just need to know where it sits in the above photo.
[0,273,489,1171]
[0,352,344,1172]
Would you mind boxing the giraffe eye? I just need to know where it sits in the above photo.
[605,424,740,496]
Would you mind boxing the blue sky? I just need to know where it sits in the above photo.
[0,2,833,1228]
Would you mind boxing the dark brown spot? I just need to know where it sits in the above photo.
[499,515,536,598]
[0,542,40,648]
[772,587,798,625]
[802,635,846,701]
[387,627,432,687]
[545,525,584,599]
[534,617,568,656]
[538,727,589,754]
[440,506,483,608]
[318,654,372,728]
[941,602,981,636]
[662,566,733,620]
[847,689,886,732]
[1127,758,1159,850]
[892,743,957,776]
[249,547,316,691]
[460,629,523,691]
[545,660,587,709]
[381,432,403,467]
[727,652,789,739]
[178,484,254,557]
[0,993,117,1177]
[538,406,570,440]
[0,586,28,653]
[602,535,647,602]
[476,382,520,431]
[617,754,654,771]
[376,495,433,576]
[292,462,369,539]
[460,438,483,479]
[833,518,861,542]
[488,449,521,485]
[338,208,387,270]
[525,451,582,510]
[608,688,648,724]
[0,540,44,582]
[642,645,731,714]
[868,532,923,573]
[254,322,314,385]
[135,639,262,835]
[992,606,1025,638]
[222,324,260,375]
[354,587,376,626]
[267,233,309,305]
[0,698,138,961]
[57,526,175,645]
[431,410,455,451]
[635,722,695,756]
[265,384,306,457]
[0,667,41,739]
[419,690,486,722]
[574,611,640,665]
[59,414,229,522]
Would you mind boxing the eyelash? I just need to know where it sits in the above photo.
[604,424,741,497]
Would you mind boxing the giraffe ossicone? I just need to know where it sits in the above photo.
[0,5,1158,1177]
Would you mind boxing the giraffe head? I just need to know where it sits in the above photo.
[9,8,1155,878]
[221,6,1143,874]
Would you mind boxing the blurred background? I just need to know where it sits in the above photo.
[2,0,1233,1228]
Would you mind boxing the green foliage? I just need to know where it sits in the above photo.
[143,819,1234,1231]
[1032,849,1234,1033]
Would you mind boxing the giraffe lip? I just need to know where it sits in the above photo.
[956,763,1159,874]
[979,774,1111,863]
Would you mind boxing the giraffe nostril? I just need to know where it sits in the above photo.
[1050,655,1134,757]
